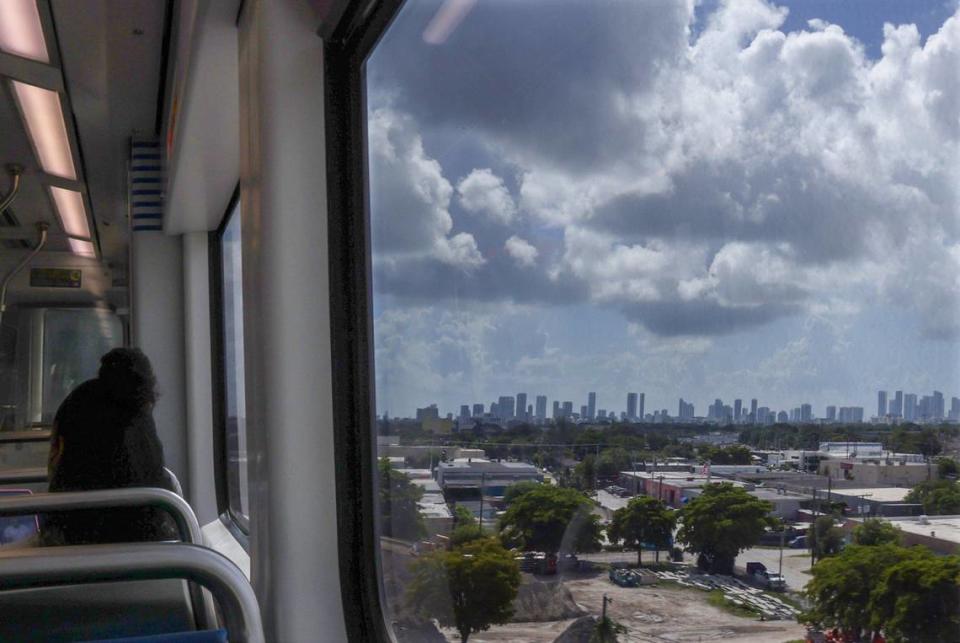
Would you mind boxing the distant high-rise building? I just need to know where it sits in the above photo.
[801,403,812,422]
[950,397,960,422]
[777,410,789,423]
[580,405,588,418]
[919,395,933,420]
[536,395,547,420]
[750,399,758,423]
[877,391,888,418]
[638,393,645,421]
[826,405,837,421]
[839,407,865,423]
[598,409,607,419]
[587,392,597,420]
[498,396,515,420]
[891,391,903,418]
[473,403,484,417]
[562,401,573,418]
[757,407,770,424]
[491,402,500,417]
[933,391,945,420]
[460,405,470,419]
[904,394,917,421]
[516,393,527,421]
[709,399,724,420]
[416,404,440,422]
[734,399,743,420]
[678,398,694,419]
[627,393,638,420]
[552,400,560,419]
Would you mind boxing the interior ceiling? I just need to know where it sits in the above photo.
[0,0,167,274]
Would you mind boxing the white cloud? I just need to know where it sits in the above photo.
[504,235,539,267]
[457,169,517,224]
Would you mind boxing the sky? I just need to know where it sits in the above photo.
[365,0,960,419]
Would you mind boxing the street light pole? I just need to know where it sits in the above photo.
[478,471,486,533]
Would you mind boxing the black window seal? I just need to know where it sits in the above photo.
[209,182,250,539]
[324,1,404,641]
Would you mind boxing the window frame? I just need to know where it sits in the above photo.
[324,1,405,641]
[208,183,250,543]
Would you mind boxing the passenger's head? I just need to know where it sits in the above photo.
[44,348,172,544]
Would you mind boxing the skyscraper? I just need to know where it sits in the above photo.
[826,406,837,421]
[562,401,573,417]
[498,396,515,420]
[891,391,903,418]
[951,397,960,421]
[587,392,596,420]
[877,391,888,418]
[552,400,560,419]
[580,405,588,418]
[516,393,527,421]
[777,410,789,423]
[473,403,484,417]
[933,391,945,420]
[678,398,694,419]
[460,405,470,419]
[734,399,742,420]
[904,394,917,421]
[750,398,758,423]
[800,403,812,422]
[638,393,645,420]
[535,395,547,420]
[627,393,638,420]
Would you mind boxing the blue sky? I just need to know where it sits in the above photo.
[366,0,960,419]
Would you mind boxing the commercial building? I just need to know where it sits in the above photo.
[843,515,960,555]
[412,477,453,537]
[627,392,638,419]
[536,395,547,420]
[435,458,543,496]
[587,392,596,420]
[515,393,527,421]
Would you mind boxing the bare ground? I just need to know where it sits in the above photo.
[444,571,807,643]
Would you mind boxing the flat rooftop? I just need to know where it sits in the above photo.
[829,487,912,503]
[886,515,960,545]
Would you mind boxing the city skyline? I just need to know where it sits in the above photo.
[368,1,960,423]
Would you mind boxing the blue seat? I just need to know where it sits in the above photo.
[81,630,228,643]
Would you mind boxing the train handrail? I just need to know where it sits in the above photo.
[0,467,47,484]
[0,542,264,643]
[0,429,51,444]
[0,487,202,545]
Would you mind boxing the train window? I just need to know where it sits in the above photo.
[217,199,249,530]
[352,0,960,641]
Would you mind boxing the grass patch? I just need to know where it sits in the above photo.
[707,589,758,619]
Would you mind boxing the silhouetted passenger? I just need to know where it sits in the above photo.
[41,347,177,545]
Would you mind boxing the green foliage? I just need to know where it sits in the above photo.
[677,483,773,574]
[707,588,757,618]
[449,524,485,547]
[498,485,603,555]
[453,504,476,527]
[699,444,753,465]
[502,481,542,505]
[574,455,597,491]
[590,615,627,642]
[937,456,959,479]
[888,427,943,457]
[407,537,521,643]
[804,544,960,642]
[851,519,901,547]
[378,458,426,541]
[607,496,675,566]
[808,515,844,561]
[905,480,960,515]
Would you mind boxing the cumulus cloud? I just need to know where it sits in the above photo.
[457,169,517,224]
[368,0,960,341]
[504,235,538,267]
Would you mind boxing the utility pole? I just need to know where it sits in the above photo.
[478,471,486,533]
[779,524,785,580]
[595,443,600,498]
[810,486,818,569]
[600,594,613,642]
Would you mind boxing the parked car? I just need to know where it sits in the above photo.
[789,535,808,549]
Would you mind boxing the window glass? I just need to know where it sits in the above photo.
[221,203,249,527]
[42,308,123,422]
[366,1,960,641]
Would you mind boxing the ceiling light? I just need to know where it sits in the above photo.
[68,238,96,259]
[0,0,48,63]
[49,186,90,239]
[11,81,76,180]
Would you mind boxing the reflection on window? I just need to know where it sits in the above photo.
[367,1,960,641]
[221,203,249,527]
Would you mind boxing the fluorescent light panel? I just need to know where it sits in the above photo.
[49,186,90,239]
[11,81,76,180]
[68,239,96,259]
[0,0,48,63]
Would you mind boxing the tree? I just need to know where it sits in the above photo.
[498,485,603,555]
[851,518,901,547]
[701,445,753,465]
[937,456,959,479]
[453,504,476,527]
[804,544,960,642]
[378,458,426,541]
[803,544,913,638]
[905,479,960,515]
[808,515,844,562]
[676,483,773,574]
[869,551,960,642]
[502,481,542,505]
[407,537,521,643]
[607,496,675,566]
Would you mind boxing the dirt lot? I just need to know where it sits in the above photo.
[445,571,807,643]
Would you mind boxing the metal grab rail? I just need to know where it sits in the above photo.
[0,487,202,545]
[0,429,51,444]
[0,542,264,643]
[0,467,47,485]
